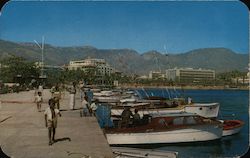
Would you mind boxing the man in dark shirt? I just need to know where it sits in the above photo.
[121,106,133,127]
[133,109,141,126]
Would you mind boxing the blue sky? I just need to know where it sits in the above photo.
[0,1,248,54]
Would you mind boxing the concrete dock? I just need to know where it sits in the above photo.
[0,89,114,158]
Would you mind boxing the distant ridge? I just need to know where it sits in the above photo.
[0,39,248,74]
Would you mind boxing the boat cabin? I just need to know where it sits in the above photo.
[108,112,221,133]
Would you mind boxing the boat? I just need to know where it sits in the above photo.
[94,96,122,103]
[93,90,133,103]
[93,90,121,102]
[134,89,220,118]
[93,90,119,97]
[184,102,220,118]
[107,90,220,118]
[111,101,220,118]
[92,89,220,118]
[112,147,178,158]
[105,112,223,145]
[221,120,244,136]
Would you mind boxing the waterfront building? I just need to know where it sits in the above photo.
[35,61,63,72]
[149,71,165,79]
[137,75,149,79]
[34,61,44,68]
[0,63,8,69]
[232,72,250,85]
[68,58,118,76]
[166,68,215,84]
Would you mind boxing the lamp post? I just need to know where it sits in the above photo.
[34,36,45,78]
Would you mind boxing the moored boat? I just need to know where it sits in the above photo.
[135,90,220,118]
[111,102,220,118]
[92,89,220,118]
[221,120,244,136]
[93,90,133,103]
[105,113,223,145]
[94,96,122,103]
[184,102,220,118]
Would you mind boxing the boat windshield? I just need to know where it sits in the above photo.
[172,116,199,125]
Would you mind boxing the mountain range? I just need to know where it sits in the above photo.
[0,39,248,75]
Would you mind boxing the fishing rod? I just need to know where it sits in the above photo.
[173,86,181,98]
[142,87,150,98]
[165,87,171,100]
[161,88,165,98]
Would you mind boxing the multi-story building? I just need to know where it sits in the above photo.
[166,68,215,83]
[232,72,250,85]
[68,58,117,76]
[34,61,44,68]
[149,71,165,79]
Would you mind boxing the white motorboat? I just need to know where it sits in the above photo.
[94,96,122,103]
[105,113,223,145]
[93,90,133,103]
[111,102,220,118]
[184,102,220,118]
[93,90,118,97]
[221,120,244,136]
[93,90,220,118]
[93,90,120,102]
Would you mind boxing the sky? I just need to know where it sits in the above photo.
[0,1,249,54]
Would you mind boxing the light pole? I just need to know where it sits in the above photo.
[34,36,45,78]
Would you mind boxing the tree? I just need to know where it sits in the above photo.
[0,55,40,84]
[216,70,247,86]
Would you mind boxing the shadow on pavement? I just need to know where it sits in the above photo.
[54,137,71,144]
[0,147,10,158]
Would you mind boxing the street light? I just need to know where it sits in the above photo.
[34,36,45,78]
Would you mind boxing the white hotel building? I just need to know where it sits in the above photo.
[68,58,117,76]
[166,68,215,83]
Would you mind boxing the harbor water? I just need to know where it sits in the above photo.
[95,88,249,158]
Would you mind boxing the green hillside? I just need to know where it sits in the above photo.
[0,39,248,74]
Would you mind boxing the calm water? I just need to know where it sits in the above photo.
[95,89,249,158]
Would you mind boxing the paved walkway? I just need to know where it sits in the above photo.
[0,89,113,158]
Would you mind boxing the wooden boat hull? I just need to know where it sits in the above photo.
[222,120,244,136]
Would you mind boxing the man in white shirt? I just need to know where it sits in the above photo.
[68,82,76,110]
[79,80,85,101]
[34,91,43,112]
[188,97,193,104]
[38,84,43,95]
[81,98,89,117]
[44,99,61,145]
[90,99,98,116]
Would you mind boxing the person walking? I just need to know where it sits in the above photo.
[90,99,98,116]
[44,99,61,145]
[50,86,56,98]
[68,82,76,110]
[81,98,89,117]
[53,85,61,110]
[38,84,43,96]
[34,91,43,112]
[79,80,85,101]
